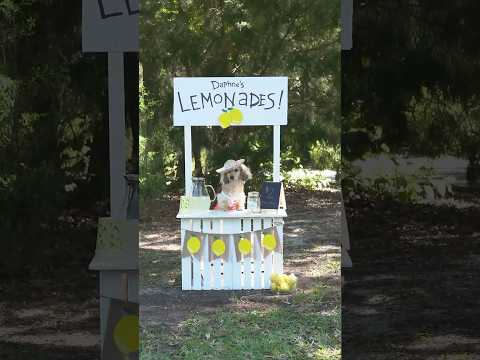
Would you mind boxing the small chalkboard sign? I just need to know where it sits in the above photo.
[260,182,286,210]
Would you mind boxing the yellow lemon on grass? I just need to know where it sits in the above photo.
[286,274,297,291]
[270,273,281,284]
[278,278,291,293]
[218,111,232,128]
[262,233,277,251]
[211,239,226,257]
[186,236,201,254]
[229,108,243,124]
[238,237,252,255]
[113,314,139,355]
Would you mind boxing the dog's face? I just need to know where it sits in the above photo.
[220,164,252,185]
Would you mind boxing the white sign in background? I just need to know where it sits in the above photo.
[82,0,139,52]
[173,77,288,126]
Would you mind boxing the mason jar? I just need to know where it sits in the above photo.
[247,191,261,213]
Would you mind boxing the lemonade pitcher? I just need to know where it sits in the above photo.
[190,177,216,210]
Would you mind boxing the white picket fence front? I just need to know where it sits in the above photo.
[178,210,286,290]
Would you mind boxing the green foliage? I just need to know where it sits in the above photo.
[283,168,334,192]
[140,0,341,197]
[309,140,340,171]
[342,2,480,160]
[405,86,480,173]
[342,159,452,204]
[0,1,109,277]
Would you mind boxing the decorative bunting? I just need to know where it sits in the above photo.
[261,227,280,254]
[211,238,226,257]
[184,227,279,260]
[183,231,203,257]
[186,236,201,254]
[262,233,277,251]
[208,235,229,262]
[238,237,252,255]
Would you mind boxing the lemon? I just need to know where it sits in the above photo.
[113,314,139,355]
[218,111,231,128]
[238,237,252,255]
[262,233,277,251]
[278,278,290,293]
[229,108,243,124]
[286,274,297,289]
[186,236,201,254]
[270,273,281,284]
[211,239,226,257]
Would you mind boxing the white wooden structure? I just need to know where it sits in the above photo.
[174,77,288,290]
[88,218,139,348]
[82,1,139,354]
[178,210,285,290]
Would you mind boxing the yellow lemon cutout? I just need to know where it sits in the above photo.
[211,239,226,257]
[229,108,243,124]
[262,233,277,251]
[218,108,243,128]
[113,314,139,355]
[186,236,201,254]
[218,111,231,128]
[238,237,252,255]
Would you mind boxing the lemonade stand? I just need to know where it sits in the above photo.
[174,76,288,290]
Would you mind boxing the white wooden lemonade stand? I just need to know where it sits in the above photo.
[82,1,140,357]
[173,76,288,290]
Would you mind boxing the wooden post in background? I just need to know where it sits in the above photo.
[108,52,126,219]
[273,125,281,182]
[184,125,193,195]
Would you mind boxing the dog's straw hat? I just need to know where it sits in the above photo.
[216,159,245,173]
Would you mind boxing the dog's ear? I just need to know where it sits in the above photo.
[240,164,252,181]
[221,172,229,185]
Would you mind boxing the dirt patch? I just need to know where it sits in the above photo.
[342,195,480,359]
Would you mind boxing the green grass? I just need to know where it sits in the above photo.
[140,287,340,360]
[140,248,181,288]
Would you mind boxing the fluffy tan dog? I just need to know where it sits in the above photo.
[215,159,252,211]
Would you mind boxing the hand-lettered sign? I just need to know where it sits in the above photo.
[173,77,288,127]
[260,182,286,210]
[82,0,139,52]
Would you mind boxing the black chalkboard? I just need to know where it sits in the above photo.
[260,182,284,209]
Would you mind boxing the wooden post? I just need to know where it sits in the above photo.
[108,52,126,219]
[273,125,281,182]
[121,273,128,302]
[184,125,193,195]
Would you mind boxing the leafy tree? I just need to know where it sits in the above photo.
[406,87,480,182]
[140,0,341,194]
[343,0,480,164]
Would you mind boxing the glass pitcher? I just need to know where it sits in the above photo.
[190,177,216,210]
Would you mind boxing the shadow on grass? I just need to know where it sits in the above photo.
[342,198,480,359]
[0,341,99,360]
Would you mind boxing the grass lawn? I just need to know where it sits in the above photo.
[140,190,341,360]
[141,285,340,360]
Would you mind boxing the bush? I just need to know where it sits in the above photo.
[283,168,335,192]
[342,156,454,203]
[309,140,340,171]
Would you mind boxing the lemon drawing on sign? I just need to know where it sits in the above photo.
[238,237,252,255]
[229,108,243,124]
[211,238,226,257]
[113,314,139,356]
[262,233,277,251]
[186,236,201,255]
[218,107,243,128]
